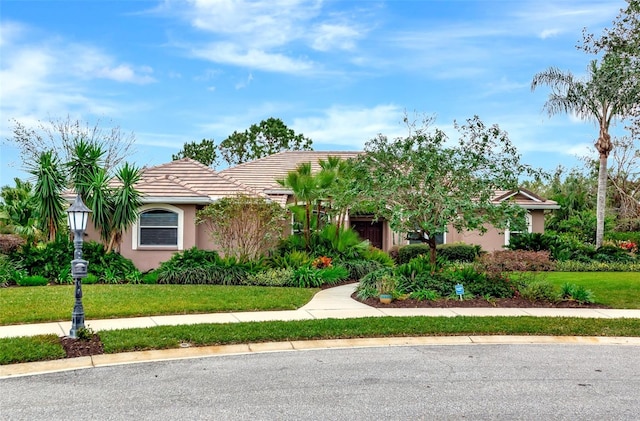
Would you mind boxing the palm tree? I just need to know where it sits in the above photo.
[0,178,41,241]
[531,53,639,247]
[27,151,67,242]
[66,138,105,203]
[277,162,318,250]
[107,163,142,253]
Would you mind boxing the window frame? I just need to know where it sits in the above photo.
[505,212,533,246]
[132,204,184,250]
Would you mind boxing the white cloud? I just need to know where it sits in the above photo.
[293,104,406,147]
[311,23,361,51]
[191,42,313,73]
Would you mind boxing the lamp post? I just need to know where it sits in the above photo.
[67,194,91,338]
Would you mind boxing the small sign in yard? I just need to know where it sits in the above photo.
[455,284,464,300]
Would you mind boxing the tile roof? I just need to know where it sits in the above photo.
[219,150,362,192]
[135,158,263,203]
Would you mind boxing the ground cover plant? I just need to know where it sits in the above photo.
[2,316,640,365]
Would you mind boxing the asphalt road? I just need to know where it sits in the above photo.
[2,344,639,420]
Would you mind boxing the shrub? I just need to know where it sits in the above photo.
[0,254,22,286]
[142,271,158,284]
[82,273,100,285]
[388,245,401,264]
[592,245,634,263]
[560,283,595,304]
[478,250,555,272]
[436,243,481,263]
[357,268,396,290]
[362,247,395,267]
[268,250,312,269]
[244,268,293,287]
[317,265,350,285]
[9,236,73,281]
[16,275,48,287]
[409,289,440,301]
[398,270,453,297]
[555,260,640,272]
[290,266,323,288]
[158,247,220,270]
[397,244,431,264]
[338,259,383,281]
[519,280,558,302]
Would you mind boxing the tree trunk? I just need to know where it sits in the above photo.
[596,153,608,248]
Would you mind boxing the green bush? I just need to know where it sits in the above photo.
[362,247,395,267]
[409,289,440,301]
[560,283,595,304]
[338,259,383,281]
[592,245,634,263]
[317,265,350,285]
[142,271,158,284]
[82,273,100,285]
[16,275,48,287]
[0,255,22,286]
[555,260,640,272]
[357,268,396,290]
[244,268,293,287]
[9,236,73,281]
[290,266,323,288]
[397,244,431,264]
[267,250,311,269]
[436,243,481,263]
[519,280,558,302]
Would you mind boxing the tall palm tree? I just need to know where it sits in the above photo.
[531,53,639,247]
[0,178,41,241]
[66,138,105,203]
[277,162,318,250]
[107,163,142,253]
[27,151,67,242]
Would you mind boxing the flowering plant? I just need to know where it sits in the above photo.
[311,256,332,269]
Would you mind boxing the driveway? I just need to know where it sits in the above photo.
[2,343,639,420]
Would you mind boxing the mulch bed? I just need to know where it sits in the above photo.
[355,294,611,309]
[60,334,104,358]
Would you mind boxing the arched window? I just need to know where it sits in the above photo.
[139,209,178,246]
[133,205,184,249]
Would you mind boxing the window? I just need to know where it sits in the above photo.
[505,212,532,246]
[139,210,178,246]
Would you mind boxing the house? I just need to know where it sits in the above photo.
[104,151,558,271]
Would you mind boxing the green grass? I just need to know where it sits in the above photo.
[2,316,640,365]
[0,284,318,326]
[543,272,640,308]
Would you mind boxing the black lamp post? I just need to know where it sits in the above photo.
[67,194,91,338]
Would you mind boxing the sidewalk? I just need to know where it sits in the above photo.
[2,283,640,339]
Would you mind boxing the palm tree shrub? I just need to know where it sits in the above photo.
[337,259,383,281]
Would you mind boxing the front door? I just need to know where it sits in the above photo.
[352,221,383,249]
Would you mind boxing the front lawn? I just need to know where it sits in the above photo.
[0,284,318,326]
[543,272,640,309]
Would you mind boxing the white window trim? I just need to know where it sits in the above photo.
[504,212,533,246]
[132,204,184,250]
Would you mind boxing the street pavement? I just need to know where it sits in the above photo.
[2,344,640,420]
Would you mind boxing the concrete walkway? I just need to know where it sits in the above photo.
[2,283,640,340]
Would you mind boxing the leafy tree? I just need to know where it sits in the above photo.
[27,151,67,242]
[172,138,218,167]
[8,115,135,172]
[531,53,640,247]
[106,163,142,253]
[581,0,640,137]
[219,118,312,166]
[196,195,286,261]
[349,115,537,265]
[607,136,640,230]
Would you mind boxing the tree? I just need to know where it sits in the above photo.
[277,162,318,250]
[0,178,41,241]
[172,138,218,167]
[27,151,67,242]
[8,115,135,172]
[531,53,639,247]
[606,136,640,230]
[350,115,536,265]
[219,118,312,166]
[196,195,286,261]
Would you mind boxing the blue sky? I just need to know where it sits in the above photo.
[0,0,628,187]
